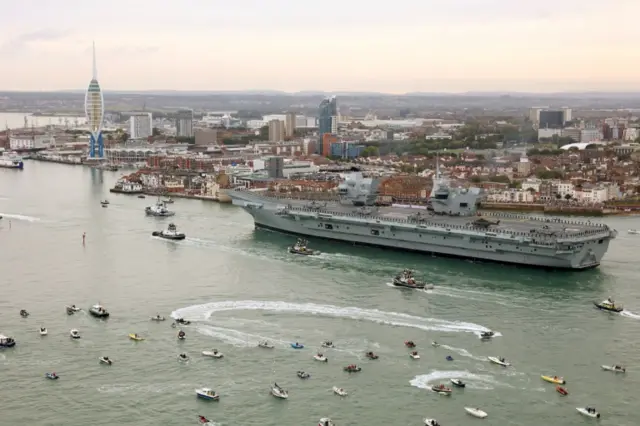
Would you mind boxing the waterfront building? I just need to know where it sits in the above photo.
[85,42,105,158]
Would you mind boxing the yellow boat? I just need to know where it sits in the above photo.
[128,333,144,341]
[541,375,565,385]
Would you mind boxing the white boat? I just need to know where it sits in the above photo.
[177,354,189,362]
[195,388,219,401]
[202,350,223,358]
[258,341,274,349]
[297,371,310,379]
[66,305,81,315]
[70,329,81,339]
[314,354,328,362]
[431,341,440,347]
[318,418,334,426]
[465,407,488,418]
[409,352,420,359]
[488,356,510,367]
[152,223,186,240]
[424,284,435,290]
[271,384,288,399]
[99,356,112,365]
[145,200,175,217]
[332,386,347,396]
[601,364,626,373]
[424,419,440,426]
[39,327,48,336]
[628,229,639,235]
[576,407,600,418]
[0,152,24,169]
[88,304,109,318]
[150,315,165,321]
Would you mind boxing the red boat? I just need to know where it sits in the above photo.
[405,340,416,348]
[556,386,568,396]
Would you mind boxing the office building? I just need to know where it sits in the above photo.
[268,119,285,142]
[176,109,194,137]
[266,156,284,178]
[130,113,153,139]
[285,112,296,138]
[318,96,338,146]
[85,42,104,158]
[539,110,564,129]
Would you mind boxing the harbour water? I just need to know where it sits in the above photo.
[1,161,640,426]
[0,112,86,130]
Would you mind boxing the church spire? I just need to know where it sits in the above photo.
[92,41,98,80]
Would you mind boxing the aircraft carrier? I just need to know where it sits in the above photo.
[227,169,617,270]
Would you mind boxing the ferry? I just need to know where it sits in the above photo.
[0,152,24,169]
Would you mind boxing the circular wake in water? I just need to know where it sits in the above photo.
[409,370,508,391]
[172,300,493,335]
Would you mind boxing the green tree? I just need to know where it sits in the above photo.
[361,146,379,157]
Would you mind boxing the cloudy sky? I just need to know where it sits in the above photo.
[1,0,638,93]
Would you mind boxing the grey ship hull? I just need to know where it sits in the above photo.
[228,191,616,270]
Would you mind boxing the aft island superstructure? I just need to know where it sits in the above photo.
[228,170,617,270]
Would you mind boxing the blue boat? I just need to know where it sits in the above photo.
[0,335,16,348]
[446,355,454,361]
[45,373,59,380]
[291,343,304,349]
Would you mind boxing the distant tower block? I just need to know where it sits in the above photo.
[84,41,105,158]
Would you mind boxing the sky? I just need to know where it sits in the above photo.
[1,0,639,93]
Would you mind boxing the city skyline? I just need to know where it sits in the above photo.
[1,0,639,93]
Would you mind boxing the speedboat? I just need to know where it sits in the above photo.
[178,353,189,362]
[138,195,145,199]
[150,315,165,321]
[101,200,109,205]
[405,340,416,348]
[39,327,48,336]
[145,200,175,217]
[465,407,488,418]
[431,341,440,347]
[290,342,304,349]
[343,365,361,373]
[202,350,223,358]
[392,270,426,289]
[451,378,466,388]
[70,329,81,339]
[89,304,110,318]
[594,299,623,313]
[99,356,112,365]
[175,318,191,325]
[288,238,318,255]
[431,384,452,394]
[297,371,310,379]
[177,330,186,340]
[258,341,274,349]
[556,385,568,396]
[480,331,495,339]
[541,375,566,385]
[628,229,639,235]
[195,388,219,401]
[197,415,214,425]
[0,334,16,348]
[128,333,144,341]
[576,407,600,418]
[19,309,29,317]
[66,305,81,315]
[446,355,454,361]
[365,351,379,360]
[601,364,626,373]
[152,223,185,240]
[45,372,59,380]
[424,419,440,426]
[488,356,510,367]
[271,383,288,399]
[318,418,334,426]
[162,198,174,204]
[314,353,328,362]
[409,351,420,359]
[333,386,347,396]
[321,341,335,348]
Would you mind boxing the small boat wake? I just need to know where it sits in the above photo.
[436,344,486,361]
[172,300,493,335]
[410,370,507,391]
[0,213,40,222]
[196,324,289,347]
[620,310,640,320]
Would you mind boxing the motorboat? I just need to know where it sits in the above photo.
[288,238,318,255]
[365,351,379,360]
[431,341,440,347]
[576,407,600,418]
[318,418,334,426]
[99,356,112,365]
[19,309,29,317]
[392,270,426,289]
[152,223,185,240]
[45,372,59,380]
[89,304,110,318]
[297,371,310,379]
[488,356,510,367]
[431,384,452,394]
[333,386,347,396]
[197,415,214,425]
[101,200,109,205]
[150,315,165,321]
[162,197,174,204]
[556,385,568,396]
[66,305,81,315]
[195,388,219,401]
[145,200,175,217]
[424,419,441,426]
[175,318,191,325]
[601,364,626,373]
[314,353,328,362]
[405,340,416,348]
[321,341,335,348]
[70,329,81,339]
[138,195,145,199]
[409,351,420,359]
[0,334,16,348]
[258,341,274,349]
[594,299,623,313]
[271,383,288,399]
[628,229,639,235]
[451,378,466,388]
[178,353,189,362]
[39,327,48,336]
[128,333,144,341]
[446,355,454,361]
[464,407,488,418]
[290,342,304,349]
[177,330,186,340]
[343,365,361,373]
[541,375,566,385]
[480,331,495,339]
[202,350,223,358]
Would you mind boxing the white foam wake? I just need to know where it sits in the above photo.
[0,213,40,222]
[409,370,508,391]
[621,310,640,320]
[171,300,492,335]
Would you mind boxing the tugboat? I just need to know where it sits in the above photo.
[152,223,186,240]
[393,270,426,289]
[145,200,175,217]
[0,334,16,348]
[89,304,110,318]
[288,238,318,255]
[594,297,623,313]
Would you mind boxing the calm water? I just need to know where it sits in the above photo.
[0,112,86,130]
[1,161,640,426]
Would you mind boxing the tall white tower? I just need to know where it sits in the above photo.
[84,41,105,158]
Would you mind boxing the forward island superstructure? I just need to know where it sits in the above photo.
[227,169,617,270]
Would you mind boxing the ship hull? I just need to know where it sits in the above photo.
[0,161,24,169]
